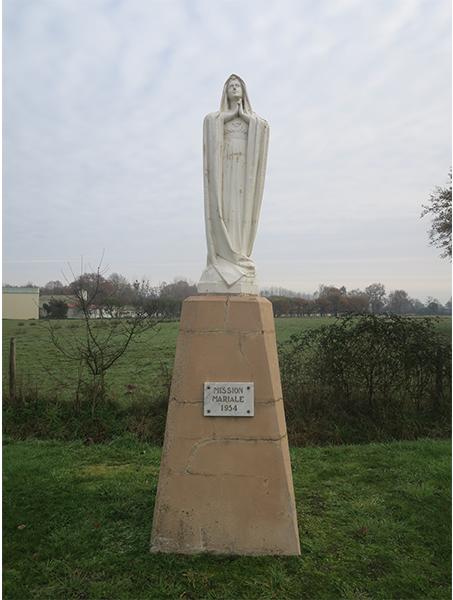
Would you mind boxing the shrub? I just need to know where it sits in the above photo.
[279,314,451,445]
[42,298,68,319]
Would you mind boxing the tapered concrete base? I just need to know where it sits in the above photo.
[150,295,300,555]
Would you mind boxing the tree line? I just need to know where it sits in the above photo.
[266,284,451,317]
[37,274,198,319]
[14,275,447,318]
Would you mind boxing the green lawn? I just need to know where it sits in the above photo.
[3,437,451,599]
[3,316,451,402]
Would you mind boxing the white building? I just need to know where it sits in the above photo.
[2,287,40,320]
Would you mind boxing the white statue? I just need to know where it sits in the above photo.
[198,74,269,294]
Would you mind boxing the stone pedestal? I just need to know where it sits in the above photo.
[150,295,300,555]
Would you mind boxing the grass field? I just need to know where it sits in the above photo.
[3,316,451,402]
[3,437,450,600]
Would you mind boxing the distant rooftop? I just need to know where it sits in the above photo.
[2,287,40,294]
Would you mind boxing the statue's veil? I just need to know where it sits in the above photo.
[220,74,252,113]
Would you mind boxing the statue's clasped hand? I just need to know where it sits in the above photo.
[238,101,250,124]
[222,101,249,124]
[222,102,240,123]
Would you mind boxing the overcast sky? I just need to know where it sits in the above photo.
[3,0,452,301]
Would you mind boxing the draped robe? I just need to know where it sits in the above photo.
[199,76,269,290]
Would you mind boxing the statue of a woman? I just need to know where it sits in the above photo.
[198,74,269,294]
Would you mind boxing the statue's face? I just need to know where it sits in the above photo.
[227,79,243,104]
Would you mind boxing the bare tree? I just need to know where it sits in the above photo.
[43,280,66,292]
[386,290,413,315]
[316,285,348,317]
[48,263,157,413]
[159,279,197,300]
[421,170,452,260]
[345,289,369,314]
[365,283,386,314]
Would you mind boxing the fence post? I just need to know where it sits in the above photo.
[9,337,17,405]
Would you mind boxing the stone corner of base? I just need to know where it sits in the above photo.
[288,544,302,557]
[149,539,168,554]
[256,295,272,306]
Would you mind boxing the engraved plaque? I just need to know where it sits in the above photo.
[204,382,254,417]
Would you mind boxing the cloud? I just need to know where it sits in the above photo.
[3,0,451,301]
